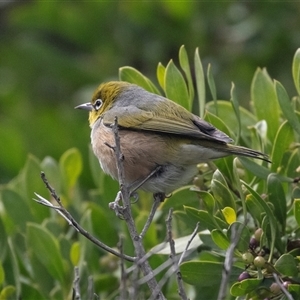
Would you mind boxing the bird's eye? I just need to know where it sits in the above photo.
[94,99,103,111]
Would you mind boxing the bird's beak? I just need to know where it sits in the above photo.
[75,103,93,111]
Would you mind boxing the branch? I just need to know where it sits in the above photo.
[72,267,81,300]
[217,223,242,300]
[109,117,166,300]
[35,173,135,263]
[166,209,188,300]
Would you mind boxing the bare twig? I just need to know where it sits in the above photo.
[72,267,81,300]
[110,117,165,300]
[178,222,200,266]
[139,196,161,239]
[165,209,188,300]
[217,223,242,300]
[118,234,128,300]
[35,175,135,263]
[87,276,94,300]
[273,273,294,300]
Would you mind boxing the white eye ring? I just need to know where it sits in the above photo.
[94,99,103,111]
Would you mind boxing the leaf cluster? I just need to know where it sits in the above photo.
[1,46,300,299]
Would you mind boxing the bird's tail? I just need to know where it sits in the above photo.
[224,144,271,162]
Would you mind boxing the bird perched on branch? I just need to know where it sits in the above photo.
[76,81,269,199]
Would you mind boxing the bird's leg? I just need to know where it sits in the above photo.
[139,193,165,239]
[129,166,163,197]
[109,191,125,219]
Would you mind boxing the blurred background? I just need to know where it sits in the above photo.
[1,1,300,186]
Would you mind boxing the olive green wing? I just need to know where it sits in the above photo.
[102,105,232,143]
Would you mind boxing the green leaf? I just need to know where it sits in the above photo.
[243,182,278,261]
[0,262,4,285]
[267,174,286,231]
[179,45,194,108]
[211,229,230,250]
[59,148,82,190]
[180,261,242,286]
[274,253,298,277]
[222,207,236,225]
[251,68,280,141]
[270,120,294,173]
[292,48,300,96]
[245,194,265,226]
[197,191,215,215]
[156,62,165,90]
[26,223,65,284]
[228,222,251,253]
[70,241,80,266]
[184,206,227,231]
[206,100,259,143]
[40,156,61,194]
[230,278,262,297]
[0,286,16,300]
[230,83,241,143]
[194,48,205,117]
[1,189,34,233]
[239,157,271,180]
[164,59,190,110]
[294,199,300,227]
[211,179,236,210]
[207,64,217,101]
[204,111,233,138]
[212,169,228,187]
[119,66,161,94]
[275,80,300,135]
[7,238,21,297]
[85,202,119,246]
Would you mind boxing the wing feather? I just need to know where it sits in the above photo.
[102,105,232,143]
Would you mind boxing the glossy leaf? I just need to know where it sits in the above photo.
[228,222,251,253]
[179,45,194,108]
[251,68,280,141]
[194,48,205,117]
[164,59,189,110]
[156,62,165,90]
[211,229,230,250]
[180,261,242,286]
[274,253,298,277]
[270,120,294,173]
[59,148,82,190]
[230,278,262,297]
[267,174,286,230]
[243,182,277,260]
[40,156,61,194]
[1,189,34,233]
[119,66,160,94]
[197,191,215,215]
[294,199,300,227]
[211,179,236,210]
[0,262,4,285]
[26,223,65,284]
[292,48,300,95]
[207,64,217,101]
[239,157,271,180]
[184,206,227,231]
[222,207,236,225]
[275,80,300,135]
[230,83,241,143]
[70,241,81,266]
[206,100,258,142]
[0,286,16,300]
[204,111,233,138]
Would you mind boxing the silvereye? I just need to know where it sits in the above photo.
[76,81,269,198]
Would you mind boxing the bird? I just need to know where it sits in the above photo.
[76,81,269,200]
